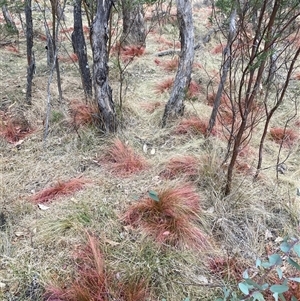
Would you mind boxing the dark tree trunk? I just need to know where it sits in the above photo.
[121,0,146,47]
[162,0,194,127]
[72,0,92,98]
[45,24,54,67]
[25,0,35,104]
[91,0,117,132]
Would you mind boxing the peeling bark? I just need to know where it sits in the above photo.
[91,0,117,133]
[121,0,146,47]
[162,0,194,127]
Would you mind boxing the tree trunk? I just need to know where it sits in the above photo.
[91,0,117,133]
[161,0,194,127]
[121,0,146,47]
[72,0,92,98]
[25,0,35,105]
[2,5,18,34]
[206,8,236,136]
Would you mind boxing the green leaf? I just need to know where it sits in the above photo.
[280,241,291,253]
[256,258,262,268]
[252,291,265,301]
[276,267,283,279]
[148,190,159,202]
[288,257,300,270]
[183,298,190,301]
[273,292,279,301]
[292,296,298,301]
[261,283,269,290]
[270,284,289,293]
[289,277,300,282]
[261,261,271,268]
[269,254,282,266]
[238,282,249,295]
[242,269,249,279]
[293,244,300,257]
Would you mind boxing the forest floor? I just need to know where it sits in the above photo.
[1,1,300,300]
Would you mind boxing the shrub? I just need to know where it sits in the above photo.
[99,139,148,177]
[122,184,208,249]
[31,178,88,203]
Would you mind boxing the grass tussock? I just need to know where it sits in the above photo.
[44,233,149,301]
[160,155,199,180]
[31,178,88,203]
[0,110,33,143]
[269,127,298,146]
[110,43,145,62]
[174,116,215,136]
[140,101,163,113]
[99,138,148,177]
[122,183,208,249]
[155,77,174,94]
[69,99,99,128]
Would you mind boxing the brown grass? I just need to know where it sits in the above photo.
[208,255,245,281]
[187,80,201,98]
[99,139,148,177]
[122,183,208,249]
[160,155,199,180]
[174,116,215,136]
[0,110,33,143]
[44,233,149,301]
[269,127,298,146]
[58,53,78,63]
[69,99,99,128]
[31,178,88,203]
[111,43,145,62]
[211,43,224,54]
[155,77,174,94]
[140,101,163,113]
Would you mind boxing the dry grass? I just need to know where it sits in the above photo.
[110,43,146,62]
[69,99,99,128]
[31,178,88,203]
[160,155,199,180]
[1,2,300,301]
[269,127,299,146]
[98,138,148,177]
[122,183,209,249]
[44,233,149,301]
[0,110,33,143]
[174,116,214,136]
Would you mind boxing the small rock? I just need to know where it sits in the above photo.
[0,282,6,291]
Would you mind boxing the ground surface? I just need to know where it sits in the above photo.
[1,1,300,300]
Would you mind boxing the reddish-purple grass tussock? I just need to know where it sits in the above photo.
[174,116,215,136]
[31,178,88,203]
[122,184,208,249]
[44,234,149,301]
[160,155,199,180]
[100,139,148,177]
[69,100,99,128]
[269,127,298,146]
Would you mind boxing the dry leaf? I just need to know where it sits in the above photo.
[15,231,25,237]
[38,204,50,210]
[143,143,148,153]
